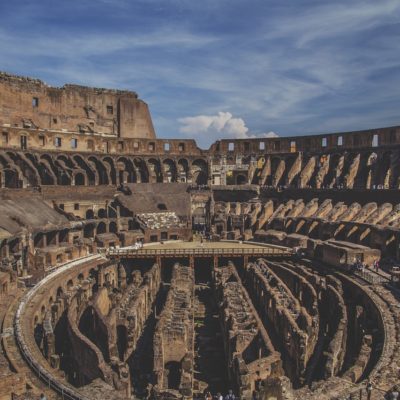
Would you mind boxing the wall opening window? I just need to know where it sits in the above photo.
[20,135,27,150]
[322,137,327,147]
[39,135,45,146]
[59,204,64,210]
[133,141,139,149]
[118,141,124,151]
[178,143,185,152]
[259,142,265,150]
[338,136,343,146]
[74,203,80,210]
[372,134,379,147]
[164,143,170,152]
[106,105,114,115]
[2,132,9,144]
[148,142,155,151]
[71,138,78,149]
[244,142,250,151]
[53,118,57,124]
[290,141,296,152]
[228,142,234,151]
[32,97,39,107]
[87,139,94,150]
[55,137,62,147]
[273,141,280,151]
[161,232,168,240]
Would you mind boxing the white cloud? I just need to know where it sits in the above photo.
[178,112,278,145]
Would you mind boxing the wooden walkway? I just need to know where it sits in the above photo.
[108,241,292,260]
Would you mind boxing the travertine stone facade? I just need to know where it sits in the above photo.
[0,72,155,139]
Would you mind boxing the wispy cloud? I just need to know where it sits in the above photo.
[0,0,399,146]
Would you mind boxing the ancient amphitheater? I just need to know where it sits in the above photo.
[0,72,399,400]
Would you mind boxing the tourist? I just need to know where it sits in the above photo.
[204,390,212,400]
[215,392,223,400]
[366,380,373,400]
[40,394,47,400]
[225,389,235,400]
[389,386,399,400]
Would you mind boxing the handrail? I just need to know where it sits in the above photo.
[14,254,104,400]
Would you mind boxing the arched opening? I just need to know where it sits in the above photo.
[97,222,107,234]
[165,361,182,389]
[79,306,110,362]
[74,172,85,186]
[178,159,189,182]
[103,157,117,185]
[98,208,107,218]
[163,159,178,182]
[134,158,149,183]
[109,221,118,233]
[67,279,74,291]
[89,157,109,185]
[86,209,95,219]
[84,223,95,238]
[147,158,163,183]
[116,325,128,361]
[117,157,136,183]
[73,155,96,186]
[192,159,208,185]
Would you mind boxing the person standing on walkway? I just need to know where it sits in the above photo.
[225,389,235,400]
[366,380,373,400]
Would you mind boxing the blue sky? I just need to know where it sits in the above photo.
[1,0,400,148]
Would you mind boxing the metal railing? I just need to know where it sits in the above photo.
[13,254,104,400]
[354,269,388,285]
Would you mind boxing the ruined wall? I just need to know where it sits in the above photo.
[153,263,194,398]
[0,72,155,139]
[214,263,282,398]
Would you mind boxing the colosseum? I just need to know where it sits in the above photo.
[0,72,399,400]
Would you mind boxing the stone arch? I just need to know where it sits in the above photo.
[324,153,344,188]
[147,158,163,183]
[86,209,95,219]
[84,223,95,238]
[109,221,118,233]
[73,172,86,186]
[97,222,107,234]
[73,155,96,186]
[88,156,109,185]
[375,151,392,188]
[162,158,178,182]
[25,152,56,185]
[7,151,39,187]
[177,158,189,182]
[98,208,107,218]
[117,157,136,184]
[67,279,74,291]
[134,158,149,183]
[103,157,117,185]
[0,168,21,188]
[191,159,208,185]
[55,155,73,185]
